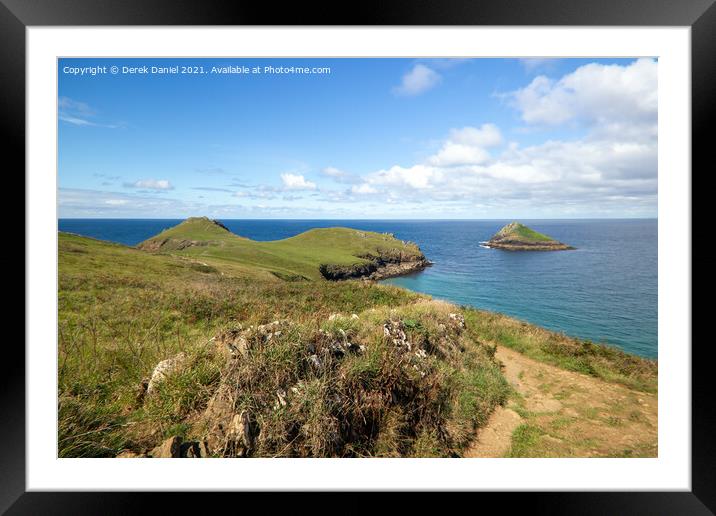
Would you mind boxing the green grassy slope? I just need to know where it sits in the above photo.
[138,217,425,280]
[58,230,656,458]
[58,232,505,457]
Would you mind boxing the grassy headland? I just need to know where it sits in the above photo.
[137,216,429,281]
[58,219,656,458]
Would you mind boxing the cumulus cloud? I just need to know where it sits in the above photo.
[322,167,347,179]
[346,59,657,217]
[321,167,360,184]
[392,64,441,96]
[351,184,378,195]
[429,124,503,166]
[507,58,657,129]
[280,173,317,190]
[124,179,174,190]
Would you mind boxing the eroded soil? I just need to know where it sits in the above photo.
[466,346,657,458]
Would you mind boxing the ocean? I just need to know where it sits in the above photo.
[58,218,658,359]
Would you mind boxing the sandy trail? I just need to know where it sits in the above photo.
[465,346,657,458]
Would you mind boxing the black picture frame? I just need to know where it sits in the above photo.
[5,0,707,511]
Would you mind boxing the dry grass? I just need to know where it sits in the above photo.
[59,233,508,457]
[464,309,657,393]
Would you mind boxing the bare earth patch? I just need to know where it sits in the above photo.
[465,346,657,458]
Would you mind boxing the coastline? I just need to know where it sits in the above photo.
[58,230,657,459]
[60,219,657,360]
[485,241,575,251]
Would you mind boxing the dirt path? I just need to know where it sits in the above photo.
[465,346,658,458]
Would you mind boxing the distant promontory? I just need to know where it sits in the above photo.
[136,216,430,281]
[485,222,574,251]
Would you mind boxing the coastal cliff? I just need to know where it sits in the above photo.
[319,252,431,281]
[486,222,574,251]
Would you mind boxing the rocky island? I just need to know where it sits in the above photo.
[486,222,574,251]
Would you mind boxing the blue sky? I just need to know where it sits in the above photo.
[58,57,657,219]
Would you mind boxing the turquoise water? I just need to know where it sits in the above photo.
[58,218,657,358]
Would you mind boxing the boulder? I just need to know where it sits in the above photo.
[146,352,187,396]
[204,382,236,454]
[225,411,255,457]
[149,436,182,458]
[116,450,146,458]
[181,440,210,458]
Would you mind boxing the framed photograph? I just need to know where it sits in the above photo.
[8,0,708,509]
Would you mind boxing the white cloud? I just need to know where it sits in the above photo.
[429,143,491,167]
[428,124,503,166]
[346,59,657,217]
[349,134,655,213]
[58,97,119,128]
[280,173,317,190]
[321,167,360,184]
[362,164,443,190]
[351,184,378,195]
[448,125,503,147]
[508,58,657,128]
[58,188,202,217]
[125,179,174,190]
[392,64,441,96]
[322,167,347,179]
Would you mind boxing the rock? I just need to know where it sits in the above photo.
[256,321,282,343]
[365,259,432,281]
[319,249,432,282]
[181,440,210,458]
[226,411,256,457]
[351,314,359,320]
[308,354,323,372]
[146,352,187,395]
[203,382,237,455]
[134,377,150,404]
[149,436,182,458]
[486,222,574,251]
[116,450,146,458]
[217,328,250,359]
[274,388,288,409]
[383,320,410,351]
[258,320,281,334]
[448,313,466,329]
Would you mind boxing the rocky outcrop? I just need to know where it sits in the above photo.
[319,251,432,281]
[486,240,573,251]
[137,237,209,252]
[146,352,187,395]
[486,222,574,251]
[149,435,183,458]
